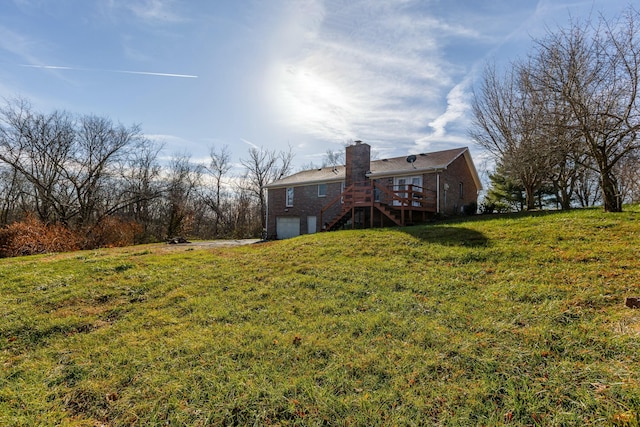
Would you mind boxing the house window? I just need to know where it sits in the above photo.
[459,182,464,199]
[318,183,327,197]
[286,187,294,207]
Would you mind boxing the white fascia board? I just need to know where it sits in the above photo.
[366,167,444,179]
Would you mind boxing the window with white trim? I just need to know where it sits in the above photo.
[318,183,327,197]
[286,187,294,207]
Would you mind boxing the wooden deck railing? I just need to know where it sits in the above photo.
[320,181,436,230]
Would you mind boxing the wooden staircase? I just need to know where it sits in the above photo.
[375,203,403,226]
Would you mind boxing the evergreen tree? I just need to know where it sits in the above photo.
[482,164,525,213]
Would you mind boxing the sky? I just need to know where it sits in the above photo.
[0,0,634,177]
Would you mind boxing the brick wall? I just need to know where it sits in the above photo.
[266,181,343,239]
[416,156,479,215]
[266,149,480,238]
[440,155,479,214]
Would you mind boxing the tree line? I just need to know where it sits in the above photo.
[6,7,638,253]
[471,6,640,212]
[0,98,293,255]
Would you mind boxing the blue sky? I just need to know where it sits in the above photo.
[0,0,632,175]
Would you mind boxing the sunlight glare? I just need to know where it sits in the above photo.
[269,62,357,140]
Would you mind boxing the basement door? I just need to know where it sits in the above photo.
[276,217,300,239]
[307,216,317,234]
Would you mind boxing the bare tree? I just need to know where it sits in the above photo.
[616,152,640,204]
[204,145,232,237]
[229,186,261,238]
[537,83,586,210]
[163,154,203,238]
[118,139,164,240]
[0,163,24,225]
[240,145,293,232]
[323,148,345,168]
[470,62,553,210]
[574,160,602,207]
[0,98,157,230]
[0,99,75,223]
[530,8,640,212]
[65,115,144,227]
[473,7,640,212]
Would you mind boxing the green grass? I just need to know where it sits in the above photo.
[1,207,640,426]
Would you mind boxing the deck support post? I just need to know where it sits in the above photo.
[351,206,355,229]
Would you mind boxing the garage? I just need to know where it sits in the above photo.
[276,217,300,239]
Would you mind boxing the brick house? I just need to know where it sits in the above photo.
[265,141,482,239]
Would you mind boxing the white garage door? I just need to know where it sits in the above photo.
[276,217,300,239]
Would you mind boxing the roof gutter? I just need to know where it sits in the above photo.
[366,167,445,180]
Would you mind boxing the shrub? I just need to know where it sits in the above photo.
[83,217,143,249]
[463,201,478,215]
[0,216,82,257]
[479,201,495,214]
[0,215,144,257]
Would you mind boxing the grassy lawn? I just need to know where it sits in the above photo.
[1,207,639,426]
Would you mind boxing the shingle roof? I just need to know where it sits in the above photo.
[367,147,469,177]
[266,146,476,189]
[266,165,347,188]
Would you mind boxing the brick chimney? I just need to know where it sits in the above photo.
[345,140,371,186]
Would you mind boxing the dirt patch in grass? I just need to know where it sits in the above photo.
[156,238,262,253]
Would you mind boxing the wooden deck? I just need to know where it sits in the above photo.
[320,181,436,231]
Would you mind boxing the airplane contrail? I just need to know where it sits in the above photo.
[20,64,198,79]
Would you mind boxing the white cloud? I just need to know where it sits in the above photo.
[105,0,185,24]
[0,25,43,64]
[265,0,560,162]
[0,25,78,101]
[424,78,473,140]
[266,0,478,154]
[145,133,207,162]
[128,0,184,23]
[241,138,261,150]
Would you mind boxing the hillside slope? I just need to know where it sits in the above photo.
[1,208,639,426]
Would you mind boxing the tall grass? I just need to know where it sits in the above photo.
[1,207,639,426]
